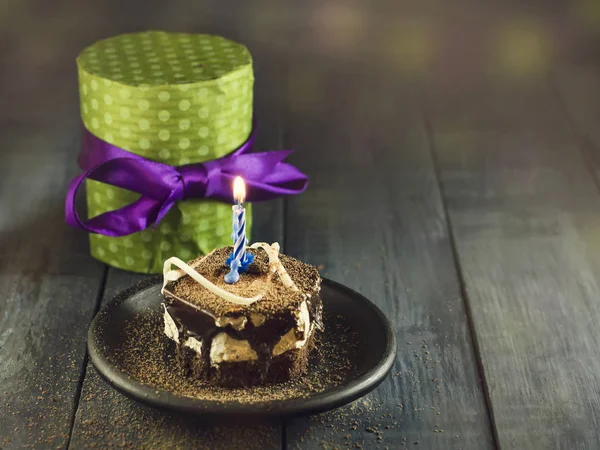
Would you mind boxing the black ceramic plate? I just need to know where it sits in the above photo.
[88,277,396,417]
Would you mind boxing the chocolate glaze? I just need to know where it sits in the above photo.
[163,286,323,384]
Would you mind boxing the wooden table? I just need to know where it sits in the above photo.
[2,1,600,448]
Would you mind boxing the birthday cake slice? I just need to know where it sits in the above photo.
[161,243,323,387]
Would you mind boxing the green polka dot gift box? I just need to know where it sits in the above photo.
[71,31,257,273]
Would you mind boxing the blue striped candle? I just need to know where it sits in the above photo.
[225,177,251,284]
[232,202,247,263]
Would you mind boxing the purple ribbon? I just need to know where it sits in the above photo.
[65,129,308,237]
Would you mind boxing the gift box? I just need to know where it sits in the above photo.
[75,31,254,273]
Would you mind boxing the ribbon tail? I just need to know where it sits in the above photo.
[244,178,309,201]
[65,159,178,236]
[260,160,309,185]
[242,160,309,201]
[81,197,167,236]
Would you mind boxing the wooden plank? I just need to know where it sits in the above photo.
[282,56,494,449]
[0,59,107,449]
[68,43,285,450]
[426,76,600,448]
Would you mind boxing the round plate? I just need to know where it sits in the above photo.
[88,277,396,417]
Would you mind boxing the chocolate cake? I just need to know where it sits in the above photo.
[161,242,323,387]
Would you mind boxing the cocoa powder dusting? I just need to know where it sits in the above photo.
[110,308,357,404]
[170,247,321,316]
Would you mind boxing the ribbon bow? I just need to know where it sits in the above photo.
[65,129,308,237]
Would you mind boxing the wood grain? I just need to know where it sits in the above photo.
[426,77,600,448]
[0,12,108,447]
[281,55,495,449]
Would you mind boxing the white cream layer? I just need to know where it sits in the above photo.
[162,300,311,364]
[163,304,203,354]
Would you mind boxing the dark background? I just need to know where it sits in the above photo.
[2,0,600,448]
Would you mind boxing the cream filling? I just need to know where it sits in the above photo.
[250,313,266,327]
[210,333,258,364]
[163,302,313,363]
[184,336,203,354]
[163,305,179,343]
[273,300,311,356]
[215,315,248,331]
[163,307,203,354]
[273,323,315,357]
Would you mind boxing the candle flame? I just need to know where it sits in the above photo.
[233,176,246,204]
